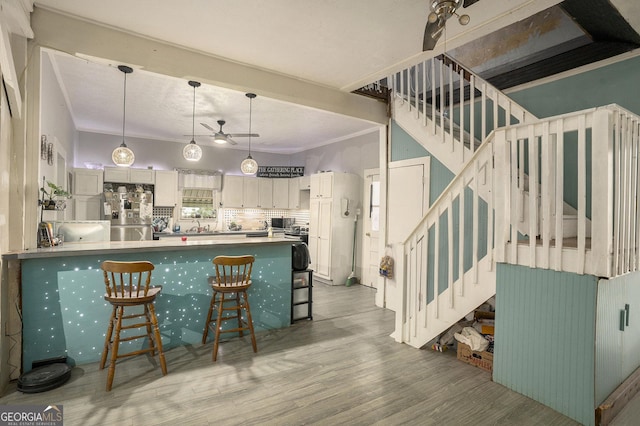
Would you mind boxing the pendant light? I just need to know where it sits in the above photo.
[183,80,203,161]
[112,65,135,167]
[240,93,258,175]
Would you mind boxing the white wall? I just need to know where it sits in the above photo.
[289,130,380,179]
[75,131,292,175]
[40,51,76,189]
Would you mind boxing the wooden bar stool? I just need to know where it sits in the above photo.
[100,260,168,391]
[202,255,258,361]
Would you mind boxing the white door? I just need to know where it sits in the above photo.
[361,169,380,288]
[385,157,430,312]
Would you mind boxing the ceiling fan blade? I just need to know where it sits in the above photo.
[227,133,260,138]
[200,122,216,132]
[423,18,446,51]
[226,137,238,146]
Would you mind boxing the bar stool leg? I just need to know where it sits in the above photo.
[144,304,156,356]
[106,306,124,392]
[235,292,244,337]
[242,290,258,353]
[212,291,225,362]
[148,303,168,376]
[202,291,217,344]
[100,306,116,370]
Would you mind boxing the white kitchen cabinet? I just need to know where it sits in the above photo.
[258,178,273,208]
[222,175,244,207]
[130,168,155,184]
[299,175,311,191]
[286,178,299,209]
[73,168,103,195]
[310,173,333,198]
[308,172,360,285]
[104,167,155,184]
[74,195,102,220]
[273,179,289,209]
[154,170,178,206]
[243,178,260,208]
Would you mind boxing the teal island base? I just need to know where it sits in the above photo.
[20,241,292,372]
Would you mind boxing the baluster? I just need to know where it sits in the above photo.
[555,118,564,270]
[528,125,538,268]
[447,192,454,308]
[431,58,436,135]
[470,75,475,154]
[577,114,587,274]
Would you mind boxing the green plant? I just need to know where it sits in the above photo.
[41,180,71,201]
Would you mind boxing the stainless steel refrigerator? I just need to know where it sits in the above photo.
[103,189,154,241]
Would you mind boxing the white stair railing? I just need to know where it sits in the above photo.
[495,105,640,278]
[396,104,640,349]
[377,54,537,170]
[396,135,497,348]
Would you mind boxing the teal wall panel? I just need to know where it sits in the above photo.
[509,55,640,118]
[494,264,598,426]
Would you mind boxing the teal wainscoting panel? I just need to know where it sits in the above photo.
[494,264,597,426]
[21,243,291,372]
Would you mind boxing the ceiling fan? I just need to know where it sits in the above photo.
[199,120,259,145]
[423,0,476,51]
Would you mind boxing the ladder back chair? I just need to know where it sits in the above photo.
[100,260,168,391]
[202,255,258,361]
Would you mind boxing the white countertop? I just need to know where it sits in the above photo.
[3,236,293,259]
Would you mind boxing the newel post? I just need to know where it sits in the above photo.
[590,109,613,277]
[393,243,407,343]
[492,130,509,263]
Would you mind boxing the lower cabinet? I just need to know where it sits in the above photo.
[291,269,313,323]
[74,195,102,220]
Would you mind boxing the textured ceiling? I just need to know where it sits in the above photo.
[31,0,640,154]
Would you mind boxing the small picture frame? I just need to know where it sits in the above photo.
[40,135,47,160]
[47,142,54,165]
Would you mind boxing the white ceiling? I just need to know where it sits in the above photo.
[31,0,638,155]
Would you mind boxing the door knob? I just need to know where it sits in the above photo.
[366,232,370,236]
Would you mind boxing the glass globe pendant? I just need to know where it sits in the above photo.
[183,80,202,161]
[240,93,258,175]
[112,65,135,167]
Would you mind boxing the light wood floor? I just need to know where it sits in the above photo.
[2,282,635,425]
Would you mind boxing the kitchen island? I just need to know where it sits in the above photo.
[4,237,293,372]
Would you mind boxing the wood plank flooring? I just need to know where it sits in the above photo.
[0,282,613,425]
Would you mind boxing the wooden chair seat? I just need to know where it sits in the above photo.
[100,260,168,391]
[202,255,258,361]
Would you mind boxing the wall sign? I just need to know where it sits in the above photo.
[257,166,305,178]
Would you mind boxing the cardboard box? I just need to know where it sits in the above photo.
[457,342,493,373]
[474,310,495,335]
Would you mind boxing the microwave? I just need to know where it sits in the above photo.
[271,218,293,229]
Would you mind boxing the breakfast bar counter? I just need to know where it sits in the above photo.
[5,237,293,372]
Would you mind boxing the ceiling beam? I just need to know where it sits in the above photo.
[30,6,388,126]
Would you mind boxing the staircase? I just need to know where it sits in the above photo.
[366,55,640,349]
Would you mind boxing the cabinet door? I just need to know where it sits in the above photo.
[312,199,332,278]
[310,174,320,198]
[310,173,333,198]
[222,175,244,207]
[299,175,311,190]
[258,178,273,208]
[154,170,178,206]
[319,173,333,198]
[74,195,102,220]
[272,179,289,209]
[243,178,260,208]
[73,168,103,195]
[287,178,299,209]
[104,167,129,183]
[129,168,155,184]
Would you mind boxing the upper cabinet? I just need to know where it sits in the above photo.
[104,167,154,184]
[73,168,103,195]
[273,179,290,209]
[310,173,333,198]
[221,175,244,207]
[287,178,300,209]
[154,170,178,207]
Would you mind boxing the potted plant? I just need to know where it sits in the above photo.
[40,180,71,210]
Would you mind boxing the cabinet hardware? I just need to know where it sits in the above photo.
[620,310,627,331]
[626,304,630,327]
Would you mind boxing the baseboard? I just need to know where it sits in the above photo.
[596,366,640,425]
